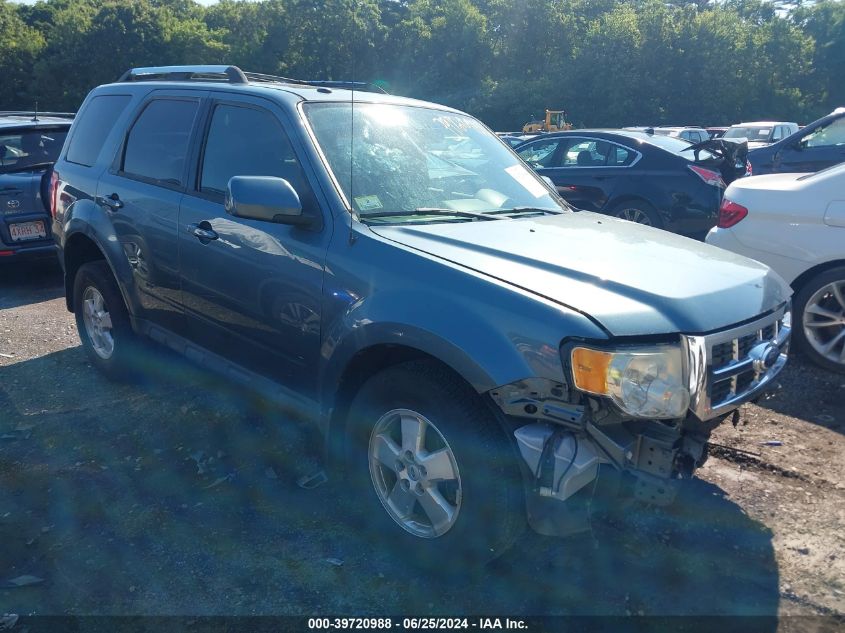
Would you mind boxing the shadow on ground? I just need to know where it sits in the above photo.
[0,344,780,620]
[0,261,64,309]
[751,355,845,436]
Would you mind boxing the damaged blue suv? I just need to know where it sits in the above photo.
[52,66,791,566]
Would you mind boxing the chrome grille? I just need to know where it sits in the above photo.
[684,304,790,421]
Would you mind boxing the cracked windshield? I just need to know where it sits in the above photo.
[0,0,843,631]
[305,103,563,221]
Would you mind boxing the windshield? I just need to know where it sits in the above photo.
[0,128,67,173]
[724,126,772,142]
[304,103,564,221]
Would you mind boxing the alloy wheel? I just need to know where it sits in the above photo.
[81,286,114,360]
[616,207,653,226]
[802,280,845,366]
[368,408,462,539]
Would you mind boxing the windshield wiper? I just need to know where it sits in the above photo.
[488,206,565,216]
[362,208,504,222]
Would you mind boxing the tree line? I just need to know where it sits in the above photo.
[1,0,842,130]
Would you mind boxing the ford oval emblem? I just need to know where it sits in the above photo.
[750,341,780,373]
[763,345,780,369]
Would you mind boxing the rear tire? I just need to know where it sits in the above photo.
[611,200,663,229]
[344,360,525,573]
[73,260,137,379]
[793,266,845,374]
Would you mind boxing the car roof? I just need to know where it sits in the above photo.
[514,128,690,148]
[0,113,74,129]
[97,65,461,114]
[730,121,796,127]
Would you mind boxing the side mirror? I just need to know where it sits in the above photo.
[225,176,316,228]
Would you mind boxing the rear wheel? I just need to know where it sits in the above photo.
[611,201,663,229]
[344,360,524,571]
[793,266,845,373]
[73,260,137,379]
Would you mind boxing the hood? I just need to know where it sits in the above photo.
[370,212,790,337]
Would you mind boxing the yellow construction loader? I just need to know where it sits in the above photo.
[522,110,572,133]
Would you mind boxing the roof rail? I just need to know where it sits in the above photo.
[116,66,390,94]
[243,71,310,86]
[118,65,248,84]
[305,80,388,94]
[0,111,75,119]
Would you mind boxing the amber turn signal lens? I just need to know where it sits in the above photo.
[571,347,612,395]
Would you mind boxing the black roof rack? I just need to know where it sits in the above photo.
[118,65,249,84]
[116,66,390,94]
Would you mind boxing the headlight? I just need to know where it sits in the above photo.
[570,345,690,419]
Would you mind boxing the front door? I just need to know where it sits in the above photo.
[177,94,329,398]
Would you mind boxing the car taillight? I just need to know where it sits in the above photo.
[745,160,753,176]
[718,198,748,228]
[49,170,59,218]
[688,165,727,188]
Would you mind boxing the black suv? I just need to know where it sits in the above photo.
[52,66,791,566]
[0,112,72,261]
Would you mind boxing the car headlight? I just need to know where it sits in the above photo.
[570,345,690,419]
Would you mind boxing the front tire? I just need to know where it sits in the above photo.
[793,266,845,373]
[345,360,524,571]
[73,260,137,379]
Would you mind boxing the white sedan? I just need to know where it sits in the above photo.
[706,163,845,373]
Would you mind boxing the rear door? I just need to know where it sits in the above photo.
[777,115,845,173]
[96,90,205,334]
[519,136,633,211]
[177,93,329,397]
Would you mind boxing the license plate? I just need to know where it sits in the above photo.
[9,220,46,242]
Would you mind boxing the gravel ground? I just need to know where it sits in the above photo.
[0,262,843,626]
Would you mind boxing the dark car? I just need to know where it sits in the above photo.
[514,130,747,238]
[498,133,537,147]
[0,112,72,262]
[52,66,790,567]
[749,107,845,175]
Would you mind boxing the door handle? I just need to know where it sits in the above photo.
[96,193,123,210]
[189,223,218,242]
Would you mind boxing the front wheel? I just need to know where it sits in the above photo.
[344,360,524,571]
[793,266,845,373]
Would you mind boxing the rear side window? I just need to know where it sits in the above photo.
[122,99,200,186]
[66,94,131,167]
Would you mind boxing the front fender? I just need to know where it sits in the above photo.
[319,273,607,421]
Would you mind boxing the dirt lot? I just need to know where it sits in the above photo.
[1,263,844,625]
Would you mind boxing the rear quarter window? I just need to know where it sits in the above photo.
[65,94,132,167]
